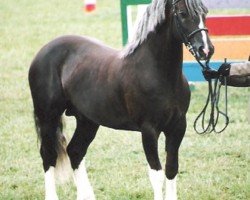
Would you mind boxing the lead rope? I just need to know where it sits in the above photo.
[214,76,229,133]
[193,58,229,134]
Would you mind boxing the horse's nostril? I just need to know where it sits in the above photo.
[199,46,204,54]
[199,46,210,58]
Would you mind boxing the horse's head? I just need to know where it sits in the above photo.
[171,0,214,61]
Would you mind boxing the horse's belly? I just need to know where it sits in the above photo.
[69,93,139,130]
[84,108,139,131]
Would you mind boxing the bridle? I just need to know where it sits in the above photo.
[172,0,229,134]
[172,0,208,59]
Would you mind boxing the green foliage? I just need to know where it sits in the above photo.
[0,0,249,199]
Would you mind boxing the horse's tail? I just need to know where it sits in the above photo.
[33,112,72,183]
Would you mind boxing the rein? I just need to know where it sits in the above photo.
[172,0,229,134]
[193,59,230,134]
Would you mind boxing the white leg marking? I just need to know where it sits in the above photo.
[45,167,59,200]
[165,176,177,200]
[199,15,209,56]
[74,158,95,200]
[148,167,165,200]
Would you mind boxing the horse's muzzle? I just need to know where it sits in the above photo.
[196,45,214,61]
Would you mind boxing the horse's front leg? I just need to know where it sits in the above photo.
[164,117,186,200]
[141,125,165,200]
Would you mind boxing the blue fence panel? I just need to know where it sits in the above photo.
[183,61,222,82]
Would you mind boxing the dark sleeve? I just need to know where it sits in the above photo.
[220,75,250,87]
[220,62,250,87]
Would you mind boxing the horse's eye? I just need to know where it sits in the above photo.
[178,11,188,18]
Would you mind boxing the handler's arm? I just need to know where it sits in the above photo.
[230,62,250,76]
[219,61,250,87]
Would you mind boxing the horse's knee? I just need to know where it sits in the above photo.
[165,163,178,180]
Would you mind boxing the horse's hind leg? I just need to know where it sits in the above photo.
[67,116,99,200]
[164,117,186,200]
[34,105,66,200]
[36,115,64,200]
[141,125,165,200]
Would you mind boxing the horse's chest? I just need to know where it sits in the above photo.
[124,86,181,119]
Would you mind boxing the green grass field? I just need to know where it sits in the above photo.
[0,0,249,199]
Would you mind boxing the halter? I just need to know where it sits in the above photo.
[172,0,229,134]
[172,0,208,58]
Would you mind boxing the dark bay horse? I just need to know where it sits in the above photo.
[28,0,214,199]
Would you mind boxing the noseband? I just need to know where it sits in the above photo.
[172,0,208,58]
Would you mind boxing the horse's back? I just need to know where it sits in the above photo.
[29,35,118,88]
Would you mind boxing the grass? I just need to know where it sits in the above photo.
[0,0,249,199]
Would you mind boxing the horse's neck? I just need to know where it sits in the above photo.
[135,23,183,72]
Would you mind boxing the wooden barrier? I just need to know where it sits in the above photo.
[206,15,250,36]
